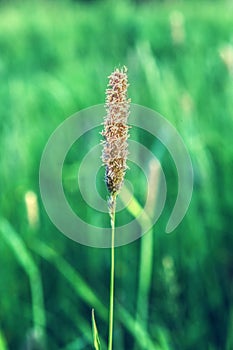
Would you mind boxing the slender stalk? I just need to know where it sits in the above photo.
[102,67,130,350]
[108,195,116,350]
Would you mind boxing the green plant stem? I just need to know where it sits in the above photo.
[108,195,116,350]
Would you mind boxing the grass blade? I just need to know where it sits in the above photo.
[92,309,101,350]
[0,329,8,350]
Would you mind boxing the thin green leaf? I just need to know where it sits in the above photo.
[92,309,101,350]
[0,329,8,350]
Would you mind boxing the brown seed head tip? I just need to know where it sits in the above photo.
[101,66,130,196]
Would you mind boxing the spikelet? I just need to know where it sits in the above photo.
[101,66,130,205]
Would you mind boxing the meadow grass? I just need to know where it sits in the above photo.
[0,0,233,349]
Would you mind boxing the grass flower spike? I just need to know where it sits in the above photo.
[102,66,130,203]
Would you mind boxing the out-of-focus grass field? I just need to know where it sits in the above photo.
[0,0,233,349]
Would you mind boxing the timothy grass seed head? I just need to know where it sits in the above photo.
[101,66,130,200]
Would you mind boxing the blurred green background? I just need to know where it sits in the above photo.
[0,0,233,349]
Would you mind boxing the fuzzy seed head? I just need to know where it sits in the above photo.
[101,66,130,196]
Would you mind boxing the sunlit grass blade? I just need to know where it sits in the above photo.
[0,329,8,350]
[92,309,101,350]
[0,218,46,345]
[119,185,153,330]
[120,160,161,349]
